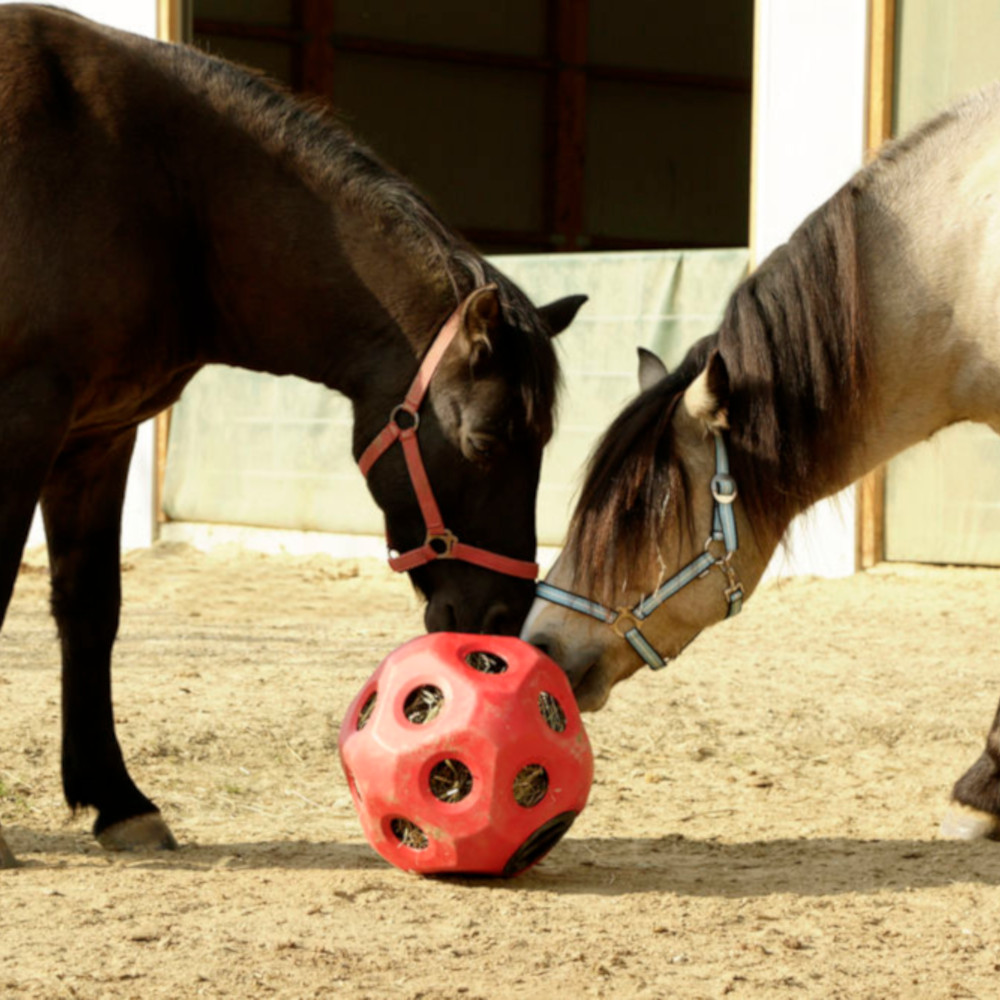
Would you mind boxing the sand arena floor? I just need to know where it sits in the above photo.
[2,543,1000,998]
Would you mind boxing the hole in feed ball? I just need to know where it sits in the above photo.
[356,691,377,730]
[538,692,566,732]
[429,759,473,802]
[513,764,549,807]
[390,818,429,851]
[404,685,444,724]
[503,811,578,877]
[464,650,508,674]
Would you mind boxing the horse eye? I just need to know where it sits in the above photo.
[466,434,500,461]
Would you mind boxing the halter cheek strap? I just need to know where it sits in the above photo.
[358,295,539,581]
[536,432,743,670]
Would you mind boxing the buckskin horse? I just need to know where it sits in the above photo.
[526,84,1000,841]
[0,6,585,866]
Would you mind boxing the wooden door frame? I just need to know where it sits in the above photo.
[855,0,895,569]
[154,0,185,526]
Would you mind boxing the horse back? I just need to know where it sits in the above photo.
[0,6,209,423]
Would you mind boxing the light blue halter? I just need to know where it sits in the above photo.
[536,432,743,671]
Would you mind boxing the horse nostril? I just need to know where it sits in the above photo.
[532,638,552,659]
[425,600,457,633]
[480,603,518,636]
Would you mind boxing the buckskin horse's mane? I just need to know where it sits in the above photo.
[567,180,872,602]
[565,87,1000,599]
[143,32,559,435]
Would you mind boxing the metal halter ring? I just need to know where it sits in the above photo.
[426,529,458,557]
[390,404,420,433]
[610,608,642,639]
[703,535,728,562]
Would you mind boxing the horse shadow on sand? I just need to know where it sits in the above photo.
[7,827,999,897]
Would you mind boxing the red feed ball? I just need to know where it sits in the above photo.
[338,633,593,877]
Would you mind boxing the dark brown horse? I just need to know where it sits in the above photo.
[526,84,1000,842]
[0,5,585,866]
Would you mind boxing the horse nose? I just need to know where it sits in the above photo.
[532,637,553,659]
[525,627,598,691]
[424,596,525,636]
[524,623,564,667]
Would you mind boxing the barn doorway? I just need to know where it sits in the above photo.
[191,1,753,255]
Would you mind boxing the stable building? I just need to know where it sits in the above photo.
[17,0,1000,577]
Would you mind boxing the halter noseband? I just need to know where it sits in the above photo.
[358,295,539,581]
[536,432,743,670]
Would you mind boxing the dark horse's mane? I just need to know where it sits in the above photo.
[148,34,559,434]
[567,182,871,601]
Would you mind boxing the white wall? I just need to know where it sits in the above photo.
[43,1,157,37]
[751,0,868,578]
[0,0,160,551]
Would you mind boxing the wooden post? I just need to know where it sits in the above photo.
[301,0,337,99]
[547,0,587,250]
[157,0,183,43]
[154,1,185,527]
[856,0,895,569]
[155,411,172,525]
[866,0,896,159]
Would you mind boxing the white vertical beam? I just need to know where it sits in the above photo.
[751,0,869,578]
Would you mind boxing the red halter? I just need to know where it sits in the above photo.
[357,296,539,581]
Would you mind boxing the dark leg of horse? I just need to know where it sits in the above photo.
[41,428,177,853]
[0,368,76,868]
[940,696,1000,840]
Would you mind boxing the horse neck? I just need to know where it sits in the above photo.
[854,174,1000,474]
[722,99,1000,594]
[725,170,989,530]
[162,48,468,399]
[201,177,458,400]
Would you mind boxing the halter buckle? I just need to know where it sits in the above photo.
[425,529,458,558]
[610,608,641,639]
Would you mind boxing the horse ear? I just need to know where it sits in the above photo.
[459,284,502,369]
[536,294,587,336]
[682,349,729,429]
[637,347,668,392]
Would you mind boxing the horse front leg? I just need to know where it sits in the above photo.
[41,428,177,853]
[0,367,77,868]
[940,697,1000,840]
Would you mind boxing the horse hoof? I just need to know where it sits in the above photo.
[96,813,179,852]
[939,801,1000,841]
[0,833,17,868]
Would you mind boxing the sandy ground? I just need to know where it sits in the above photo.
[2,542,1000,999]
